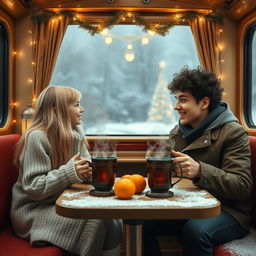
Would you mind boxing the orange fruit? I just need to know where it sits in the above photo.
[114,178,136,199]
[127,174,147,194]
[121,174,131,179]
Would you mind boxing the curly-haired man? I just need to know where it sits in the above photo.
[143,67,252,256]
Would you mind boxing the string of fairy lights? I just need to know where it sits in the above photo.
[11,10,225,124]
[11,28,36,125]
[101,29,156,62]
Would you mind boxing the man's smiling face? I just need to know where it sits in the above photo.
[174,91,209,128]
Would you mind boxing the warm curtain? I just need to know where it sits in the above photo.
[32,16,69,98]
[188,18,221,76]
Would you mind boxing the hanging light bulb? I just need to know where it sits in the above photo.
[124,43,135,62]
[127,43,133,50]
[148,31,155,36]
[142,37,149,45]
[101,29,108,35]
[124,49,135,62]
[104,36,112,44]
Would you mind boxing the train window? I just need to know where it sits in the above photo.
[0,22,9,128]
[244,22,256,127]
[50,25,200,135]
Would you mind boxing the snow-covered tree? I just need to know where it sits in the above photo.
[147,61,176,124]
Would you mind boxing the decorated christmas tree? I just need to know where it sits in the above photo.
[147,61,176,124]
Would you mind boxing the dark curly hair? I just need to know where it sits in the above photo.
[168,66,223,111]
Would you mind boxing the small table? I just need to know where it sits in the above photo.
[56,179,220,256]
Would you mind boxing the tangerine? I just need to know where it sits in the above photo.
[121,174,131,179]
[127,174,147,194]
[114,178,136,199]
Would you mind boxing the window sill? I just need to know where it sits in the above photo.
[87,135,169,142]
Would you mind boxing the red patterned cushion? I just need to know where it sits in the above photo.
[0,134,21,230]
[214,228,256,256]
[0,227,68,256]
[214,245,234,256]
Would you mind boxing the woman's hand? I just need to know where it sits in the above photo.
[72,152,92,180]
[171,150,200,179]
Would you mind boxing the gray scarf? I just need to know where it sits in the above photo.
[179,105,226,144]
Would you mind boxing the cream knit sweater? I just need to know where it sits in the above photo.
[10,129,121,256]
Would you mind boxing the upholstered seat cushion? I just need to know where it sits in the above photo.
[0,227,68,256]
[214,228,256,256]
[214,246,234,256]
[0,134,20,230]
[0,134,68,256]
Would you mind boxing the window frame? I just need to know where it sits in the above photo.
[238,11,256,136]
[64,20,173,142]
[0,10,14,134]
[54,21,200,139]
[49,11,210,143]
[0,21,9,128]
[243,22,256,128]
[71,12,187,141]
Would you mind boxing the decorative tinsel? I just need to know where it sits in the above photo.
[31,10,223,36]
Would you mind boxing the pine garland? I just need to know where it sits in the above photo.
[31,10,223,36]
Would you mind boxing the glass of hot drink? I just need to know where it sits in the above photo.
[89,156,117,196]
[146,156,183,198]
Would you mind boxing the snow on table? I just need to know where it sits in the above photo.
[61,188,218,208]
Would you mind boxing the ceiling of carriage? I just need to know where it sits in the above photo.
[0,0,255,20]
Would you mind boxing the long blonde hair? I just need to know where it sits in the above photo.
[14,86,85,169]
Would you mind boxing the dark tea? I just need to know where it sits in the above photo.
[90,156,117,196]
[146,156,182,198]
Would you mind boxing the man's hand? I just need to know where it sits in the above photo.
[171,150,201,179]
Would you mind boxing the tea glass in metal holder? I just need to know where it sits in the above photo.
[146,156,183,198]
[89,156,117,196]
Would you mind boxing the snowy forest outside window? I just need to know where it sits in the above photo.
[50,25,200,135]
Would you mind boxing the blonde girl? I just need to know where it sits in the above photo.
[11,86,122,256]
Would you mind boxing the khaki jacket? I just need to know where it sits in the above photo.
[169,121,252,231]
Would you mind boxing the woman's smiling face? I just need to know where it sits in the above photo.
[68,97,84,128]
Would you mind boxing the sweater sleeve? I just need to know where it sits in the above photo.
[21,130,82,201]
[81,136,91,161]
